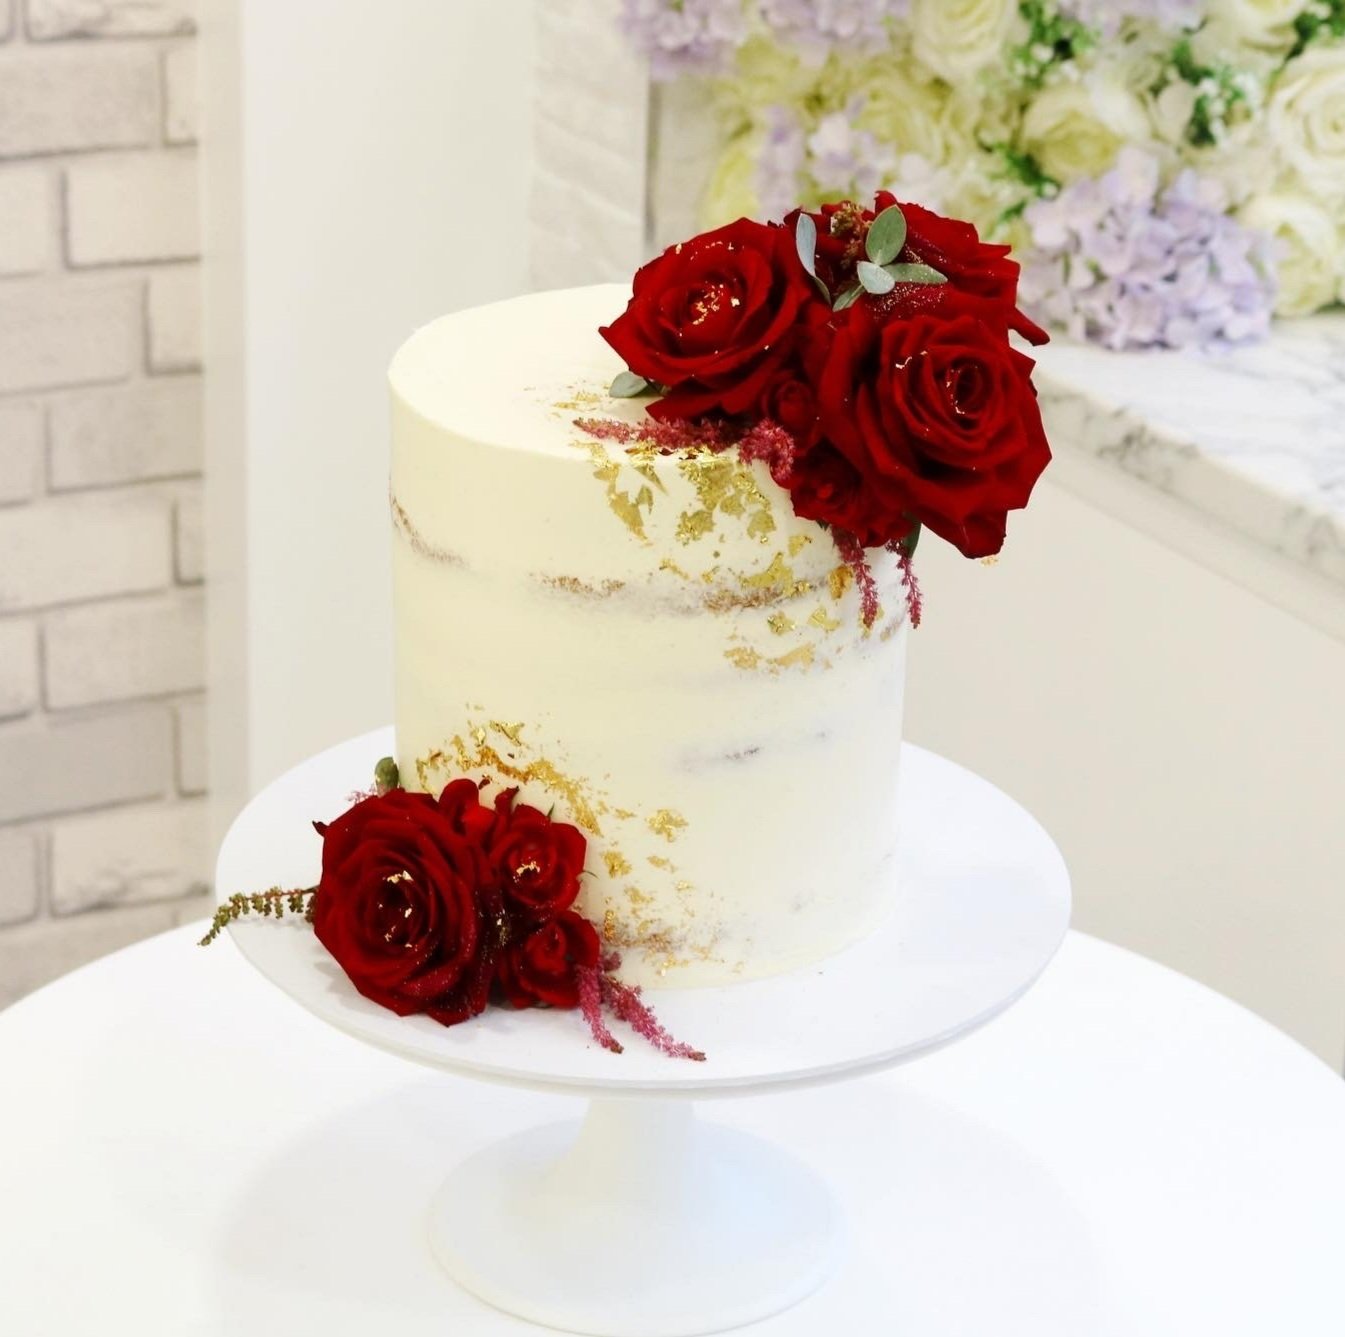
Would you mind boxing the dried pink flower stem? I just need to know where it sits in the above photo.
[600,975,707,1062]
[578,964,624,1055]
[832,527,880,628]
[898,552,922,628]
[573,416,730,452]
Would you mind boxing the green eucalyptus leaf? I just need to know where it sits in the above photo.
[857,260,896,294]
[898,523,922,560]
[832,284,863,311]
[795,211,819,275]
[865,204,908,266]
[610,370,650,398]
[884,262,947,286]
[809,272,831,303]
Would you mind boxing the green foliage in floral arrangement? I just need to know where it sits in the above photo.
[985,142,1060,200]
[1290,1,1345,59]
[1013,0,1096,90]
[1170,38,1252,147]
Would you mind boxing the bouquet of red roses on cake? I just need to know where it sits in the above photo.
[601,193,1051,571]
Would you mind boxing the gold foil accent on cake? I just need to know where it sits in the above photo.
[827,564,854,600]
[767,613,795,635]
[808,607,842,632]
[647,854,673,871]
[602,909,619,941]
[673,451,777,548]
[588,443,654,542]
[788,533,812,557]
[647,809,688,842]
[490,720,525,746]
[675,509,716,545]
[603,850,633,878]
[742,552,812,598]
[613,807,637,821]
[725,646,761,670]
[773,644,816,670]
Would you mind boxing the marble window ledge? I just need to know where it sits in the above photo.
[1033,313,1345,640]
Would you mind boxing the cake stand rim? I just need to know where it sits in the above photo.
[218,725,1071,1100]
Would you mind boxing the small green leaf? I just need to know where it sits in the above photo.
[795,212,818,275]
[898,523,922,560]
[884,262,947,286]
[809,272,831,303]
[865,204,908,266]
[374,756,400,794]
[857,260,896,294]
[610,370,650,398]
[832,284,863,311]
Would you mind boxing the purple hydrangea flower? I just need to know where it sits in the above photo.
[618,0,748,80]
[757,105,809,220]
[758,0,910,54]
[1020,148,1277,351]
[1056,0,1202,36]
[805,100,897,201]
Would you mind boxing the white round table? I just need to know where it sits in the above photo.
[1,924,1343,1336]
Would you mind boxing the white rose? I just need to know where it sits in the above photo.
[1239,191,1343,317]
[1020,74,1151,183]
[1266,46,1345,205]
[908,0,1019,85]
[1200,0,1302,58]
[841,52,957,164]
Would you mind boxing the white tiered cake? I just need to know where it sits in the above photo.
[389,285,909,988]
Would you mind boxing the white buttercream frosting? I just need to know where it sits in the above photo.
[389,285,908,987]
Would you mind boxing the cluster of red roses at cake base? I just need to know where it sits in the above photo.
[310,780,703,1060]
[600,193,1052,565]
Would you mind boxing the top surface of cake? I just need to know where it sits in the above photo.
[389,284,643,459]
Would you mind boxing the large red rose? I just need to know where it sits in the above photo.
[488,791,587,921]
[601,217,823,421]
[311,788,499,1026]
[818,295,1051,558]
[496,911,601,1010]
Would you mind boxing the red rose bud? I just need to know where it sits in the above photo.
[311,788,499,1026]
[489,792,588,921]
[496,911,601,1011]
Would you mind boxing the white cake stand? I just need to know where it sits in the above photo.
[218,727,1070,1337]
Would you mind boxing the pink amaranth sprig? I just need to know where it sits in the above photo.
[736,418,798,485]
[577,953,706,1061]
[573,416,731,453]
[831,527,880,629]
[578,960,625,1055]
[887,543,923,629]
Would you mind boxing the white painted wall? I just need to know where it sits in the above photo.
[203,0,539,838]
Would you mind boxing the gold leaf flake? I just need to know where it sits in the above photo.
[647,854,673,870]
[647,809,688,842]
[603,849,633,878]
[827,564,854,600]
[490,720,525,746]
[788,533,812,557]
[725,646,762,670]
[767,613,795,635]
[808,606,841,632]
[771,644,815,670]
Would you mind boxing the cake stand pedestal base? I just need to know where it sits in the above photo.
[429,1098,837,1337]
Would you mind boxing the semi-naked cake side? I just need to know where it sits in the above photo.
[389,284,909,988]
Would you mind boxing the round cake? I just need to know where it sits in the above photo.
[389,284,909,988]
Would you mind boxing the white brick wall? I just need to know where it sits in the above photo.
[531,0,648,287]
[0,400,42,503]
[0,9,208,1008]
[48,377,201,488]
[0,45,158,157]
[65,151,199,267]
[0,165,53,275]
[145,263,200,371]
[28,0,195,41]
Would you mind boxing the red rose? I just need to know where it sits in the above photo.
[787,442,910,548]
[496,910,601,1010]
[601,217,822,421]
[788,195,1048,346]
[819,296,1051,559]
[758,365,821,448]
[489,791,587,921]
[312,788,499,1025]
